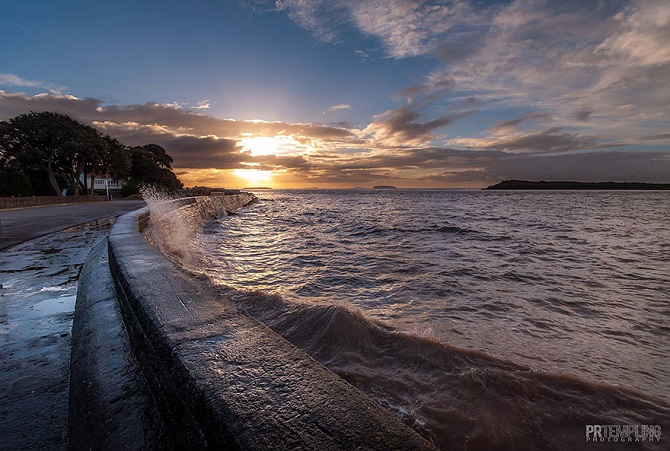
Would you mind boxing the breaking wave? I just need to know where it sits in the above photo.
[207,284,670,450]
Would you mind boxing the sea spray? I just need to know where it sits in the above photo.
[140,187,197,264]
[140,188,254,265]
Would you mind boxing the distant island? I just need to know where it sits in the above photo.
[484,180,670,190]
[243,187,273,190]
[373,185,398,189]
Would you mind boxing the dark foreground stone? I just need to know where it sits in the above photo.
[68,238,169,450]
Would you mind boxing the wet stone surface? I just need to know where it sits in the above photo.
[0,222,114,450]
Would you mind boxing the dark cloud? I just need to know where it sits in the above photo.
[395,84,430,101]
[639,134,670,141]
[482,127,607,153]
[90,120,246,169]
[249,154,311,171]
[492,112,553,131]
[0,90,103,119]
[164,136,242,169]
[395,78,456,105]
[571,108,592,122]
[366,106,472,146]
[0,90,362,174]
[434,34,485,65]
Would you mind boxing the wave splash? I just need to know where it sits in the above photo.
[206,284,670,450]
[139,187,198,263]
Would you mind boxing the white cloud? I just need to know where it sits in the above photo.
[596,0,670,67]
[350,0,473,58]
[0,73,68,92]
[328,103,351,111]
[354,49,371,60]
[275,0,348,43]
[277,0,480,59]
[193,99,211,109]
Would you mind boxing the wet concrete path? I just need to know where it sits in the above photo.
[0,200,145,251]
[0,202,144,450]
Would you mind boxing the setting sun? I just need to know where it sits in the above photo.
[233,168,273,185]
[239,136,281,156]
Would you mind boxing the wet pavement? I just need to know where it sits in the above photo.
[0,202,144,450]
[0,200,145,251]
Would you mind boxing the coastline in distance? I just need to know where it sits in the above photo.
[484,180,670,190]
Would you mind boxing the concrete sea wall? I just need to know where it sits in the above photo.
[86,194,431,449]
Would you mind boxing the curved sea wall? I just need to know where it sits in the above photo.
[105,195,431,449]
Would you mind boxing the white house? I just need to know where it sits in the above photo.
[90,177,124,191]
[79,174,125,192]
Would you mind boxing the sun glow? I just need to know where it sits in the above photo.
[240,136,281,156]
[233,168,273,185]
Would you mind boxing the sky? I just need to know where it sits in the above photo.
[1,0,669,188]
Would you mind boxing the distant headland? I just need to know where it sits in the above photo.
[373,185,398,189]
[484,180,670,190]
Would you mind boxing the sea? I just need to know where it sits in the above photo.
[183,189,669,449]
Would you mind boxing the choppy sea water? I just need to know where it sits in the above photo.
[186,189,669,449]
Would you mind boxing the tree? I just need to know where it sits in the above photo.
[63,123,109,195]
[1,112,71,196]
[0,111,110,196]
[84,135,131,195]
[0,166,33,196]
[0,111,182,197]
[120,144,183,195]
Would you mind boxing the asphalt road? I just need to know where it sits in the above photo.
[0,201,146,251]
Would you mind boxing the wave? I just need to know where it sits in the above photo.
[339,223,479,240]
[206,283,670,450]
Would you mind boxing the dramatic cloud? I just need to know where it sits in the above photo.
[2,1,667,188]
[0,90,360,178]
[2,86,669,187]
[364,106,472,147]
[276,0,669,158]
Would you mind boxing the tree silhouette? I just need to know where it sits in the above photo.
[0,111,181,197]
